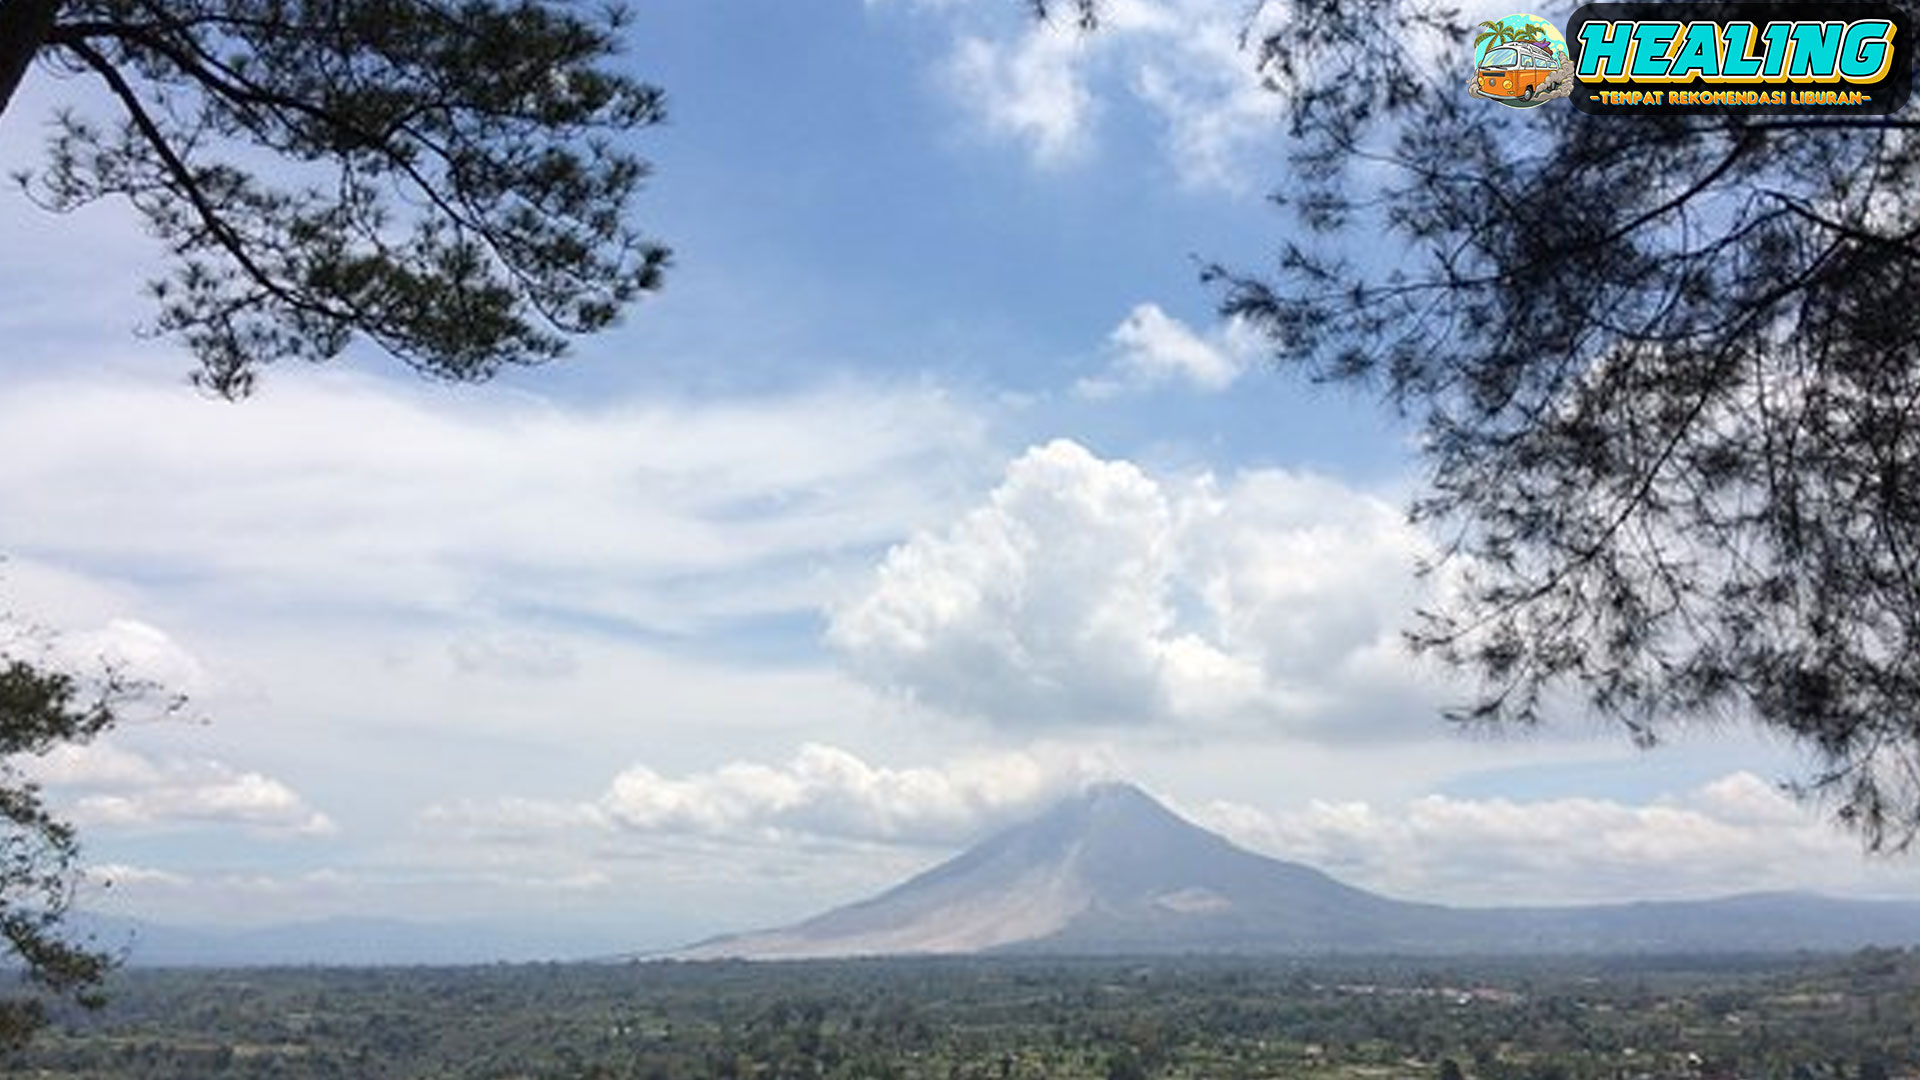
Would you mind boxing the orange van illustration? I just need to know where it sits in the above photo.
[1477,40,1560,100]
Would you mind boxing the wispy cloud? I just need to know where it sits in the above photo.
[948,23,1100,166]
[0,372,990,634]
[893,0,1288,189]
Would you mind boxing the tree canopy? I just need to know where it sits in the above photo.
[0,640,166,1049]
[1201,0,1920,846]
[1030,0,1100,29]
[0,0,669,397]
[0,0,669,1042]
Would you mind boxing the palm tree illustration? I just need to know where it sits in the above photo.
[1475,18,1550,56]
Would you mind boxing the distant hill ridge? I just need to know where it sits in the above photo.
[672,781,1920,959]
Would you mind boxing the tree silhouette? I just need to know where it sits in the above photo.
[1031,0,1101,29]
[0,0,673,1047]
[0,0,669,397]
[0,640,177,1050]
[1201,0,1920,847]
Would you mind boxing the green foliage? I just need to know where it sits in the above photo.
[0,644,156,1052]
[1029,0,1100,30]
[1472,19,1542,52]
[2,0,670,397]
[9,954,1920,1079]
[1192,0,1920,847]
[1104,1044,1147,1080]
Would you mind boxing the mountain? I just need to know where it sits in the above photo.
[672,782,1920,959]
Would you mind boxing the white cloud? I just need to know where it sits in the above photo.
[1126,5,1288,190]
[447,632,579,680]
[0,372,988,633]
[32,741,335,837]
[1189,772,1918,905]
[72,775,335,837]
[900,0,1288,188]
[85,863,191,890]
[419,797,610,843]
[1076,303,1258,398]
[828,439,1435,735]
[30,742,165,788]
[947,24,1099,166]
[424,753,1920,915]
[1693,770,1809,827]
[56,618,210,696]
[426,742,1117,849]
[0,610,207,718]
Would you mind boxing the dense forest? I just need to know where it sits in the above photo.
[9,952,1919,1080]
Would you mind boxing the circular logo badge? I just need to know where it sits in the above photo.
[1471,14,1572,108]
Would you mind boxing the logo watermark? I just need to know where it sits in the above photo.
[1471,3,1913,114]
[1472,14,1577,106]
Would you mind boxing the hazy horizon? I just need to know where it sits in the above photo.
[64,778,1920,967]
[5,0,1918,953]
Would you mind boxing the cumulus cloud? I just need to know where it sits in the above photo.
[423,754,1920,910]
[0,612,206,717]
[425,742,1117,849]
[31,741,335,837]
[1189,772,1909,905]
[72,771,335,836]
[56,619,208,693]
[828,439,1433,735]
[1075,303,1259,398]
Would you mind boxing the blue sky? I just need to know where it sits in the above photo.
[1,0,1913,957]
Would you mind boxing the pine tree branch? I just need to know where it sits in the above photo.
[0,0,64,118]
